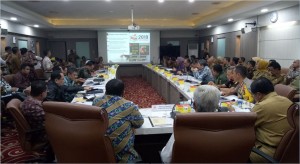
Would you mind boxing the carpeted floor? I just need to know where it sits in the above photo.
[1,127,40,163]
[1,76,166,163]
[122,76,166,108]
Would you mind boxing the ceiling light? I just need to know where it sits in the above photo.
[207,25,212,28]
[228,18,233,22]
[189,0,195,2]
[105,0,111,1]
[158,0,164,3]
[10,17,17,21]
[33,24,39,28]
[261,8,268,13]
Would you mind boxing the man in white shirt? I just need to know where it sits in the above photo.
[42,50,53,72]
[160,85,221,163]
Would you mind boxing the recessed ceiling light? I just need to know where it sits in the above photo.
[33,24,39,28]
[158,0,164,3]
[105,0,111,1]
[10,17,17,21]
[228,18,233,22]
[261,8,268,13]
[207,25,212,28]
[189,0,195,2]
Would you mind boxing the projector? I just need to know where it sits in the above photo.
[128,25,140,30]
[241,27,252,34]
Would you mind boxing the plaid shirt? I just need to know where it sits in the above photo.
[193,66,214,84]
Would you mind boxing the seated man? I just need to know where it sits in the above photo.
[160,85,221,163]
[246,60,256,79]
[249,77,293,163]
[267,61,285,85]
[63,67,91,102]
[21,80,54,162]
[12,63,31,90]
[191,59,214,84]
[208,64,227,85]
[93,79,144,163]
[78,60,94,79]
[46,71,66,102]
[232,65,254,102]
[286,59,300,84]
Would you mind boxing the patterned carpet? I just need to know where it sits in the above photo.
[122,76,166,108]
[1,76,165,162]
[1,127,40,163]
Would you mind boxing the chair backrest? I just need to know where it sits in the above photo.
[3,74,15,86]
[6,99,41,151]
[171,112,257,163]
[274,103,299,163]
[275,84,297,101]
[35,68,45,79]
[43,101,115,163]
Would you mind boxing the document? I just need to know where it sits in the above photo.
[152,104,174,111]
[149,117,173,127]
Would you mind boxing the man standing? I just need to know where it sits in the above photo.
[9,47,21,74]
[42,50,53,72]
[93,79,144,163]
[249,77,293,163]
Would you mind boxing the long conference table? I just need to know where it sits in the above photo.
[72,64,250,162]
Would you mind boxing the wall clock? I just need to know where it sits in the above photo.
[270,11,278,23]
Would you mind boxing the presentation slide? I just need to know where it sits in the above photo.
[107,32,150,63]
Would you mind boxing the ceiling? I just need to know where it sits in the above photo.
[0,0,299,31]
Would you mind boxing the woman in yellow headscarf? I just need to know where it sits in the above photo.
[252,59,269,80]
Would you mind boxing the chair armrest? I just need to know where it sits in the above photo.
[251,147,278,163]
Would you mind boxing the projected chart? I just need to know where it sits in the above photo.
[107,32,150,63]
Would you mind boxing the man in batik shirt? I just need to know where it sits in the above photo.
[93,79,144,163]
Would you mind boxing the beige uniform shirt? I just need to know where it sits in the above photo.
[250,92,292,162]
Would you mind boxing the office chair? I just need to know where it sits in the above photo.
[252,103,299,163]
[171,112,257,163]
[3,74,15,86]
[274,84,297,101]
[43,101,116,163]
[6,99,47,162]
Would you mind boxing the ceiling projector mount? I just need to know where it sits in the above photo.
[241,21,256,34]
[128,8,140,30]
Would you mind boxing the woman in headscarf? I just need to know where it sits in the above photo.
[252,59,269,80]
[172,57,185,74]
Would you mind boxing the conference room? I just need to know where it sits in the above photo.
[1,0,299,163]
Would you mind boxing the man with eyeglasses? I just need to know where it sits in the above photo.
[46,71,66,102]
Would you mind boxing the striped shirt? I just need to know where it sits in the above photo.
[93,95,144,163]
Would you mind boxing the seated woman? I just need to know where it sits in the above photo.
[160,85,221,163]
[252,59,269,80]
[172,57,185,74]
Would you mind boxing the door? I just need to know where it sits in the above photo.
[235,35,241,57]
[1,37,6,55]
[217,38,226,57]
[76,42,90,66]
[35,41,40,56]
